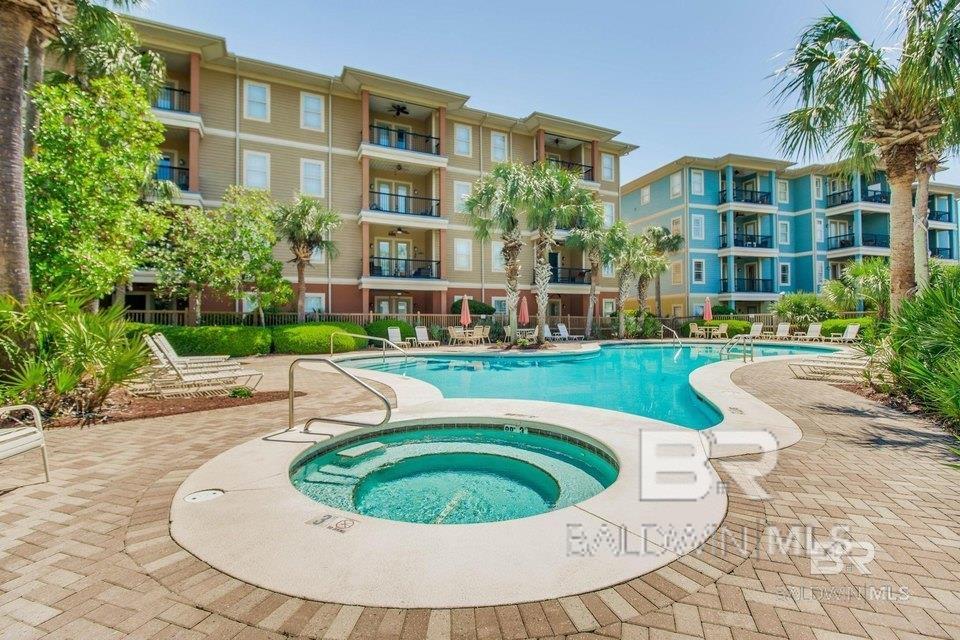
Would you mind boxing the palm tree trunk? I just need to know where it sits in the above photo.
[0,8,35,303]
[533,236,552,344]
[296,260,306,323]
[887,166,918,312]
[913,167,932,290]
[24,28,45,158]
[616,272,629,339]
[654,277,663,317]
[636,274,649,315]
[585,254,599,339]
[503,231,522,342]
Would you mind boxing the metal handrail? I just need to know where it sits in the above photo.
[288,357,392,432]
[661,324,682,347]
[328,332,409,362]
[719,334,755,362]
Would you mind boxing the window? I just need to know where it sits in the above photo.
[490,240,505,272]
[601,153,615,181]
[671,261,682,285]
[305,293,326,314]
[490,131,508,162]
[691,214,704,241]
[243,151,270,189]
[454,123,472,156]
[240,294,257,313]
[777,179,789,203]
[310,246,325,264]
[671,304,683,318]
[453,181,472,214]
[692,259,705,284]
[602,202,615,227]
[243,80,269,121]
[300,92,325,131]
[670,172,682,198]
[779,263,791,286]
[778,220,790,244]
[300,159,325,197]
[640,185,650,205]
[693,304,704,316]
[454,238,472,270]
[602,261,614,278]
[816,218,825,243]
[602,299,616,316]
[814,177,824,200]
[691,170,704,196]
[671,217,682,236]
[817,262,825,285]
[491,297,508,315]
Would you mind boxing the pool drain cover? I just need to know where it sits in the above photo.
[184,489,225,503]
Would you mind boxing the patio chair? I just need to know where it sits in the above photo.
[793,323,823,342]
[414,326,440,348]
[0,404,49,482]
[152,333,232,368]
[446,326,464,345]
[713,323,729,339]
[479,325,491,344]
[557,323,584,341]
[746,322,764,338]
[542,325,562,341]
[135,337,262,397]
[763,323,791,340]
[788,358,867,382]
[143,335,240,373]
[386,326,413,348]
[827,324,860,343]
[688,322,707,338]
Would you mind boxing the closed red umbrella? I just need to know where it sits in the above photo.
[703,297,713,322]
[518,296,530,326]
[459,298,472,327]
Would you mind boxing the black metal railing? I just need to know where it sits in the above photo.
[719,188,772,205]
[719,278,774,293]
[862,233,890,247]
[863,189,891,204]
[827,232,890,250]
[931,247,953,259]
[826,233,856,250]
[369,257,440,279]
[718,233,773,249]
[549,267,591,284]
[368,191,440,217]
[929,209,952,222]
[826,188,891,208]
[369,125,440,155]
[155,165,189,190]
[826,189,854,208]
[544,158,594,181]
[152,87,191,113]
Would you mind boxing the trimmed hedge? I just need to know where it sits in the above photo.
[365,318,415,341]
[133,324,272,357]
[820,316,875,342]
[680,319,751,338]
[272,322,367,354]
[450,298,496,315]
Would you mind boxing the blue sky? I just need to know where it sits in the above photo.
[125,0,960,185]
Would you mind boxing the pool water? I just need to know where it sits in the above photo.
[290,426,618,524]
[349,343,834,429]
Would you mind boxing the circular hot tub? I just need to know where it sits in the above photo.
[289,424,619,524]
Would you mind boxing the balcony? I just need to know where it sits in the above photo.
[826,188,890,208]
[826,233,890,250]
[718,233,773,250]
[549,267,591,285]
[932,247,954,259]
[369,125,440,156]
[153,87,191,113]
[369,257,439,279]
[544,158,594,181]
[929,209,952,223]
[719,278,774,293]
[369,191,439,217]
[155,165,189,191]
[719,188,772,205]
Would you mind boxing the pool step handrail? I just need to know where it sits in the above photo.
[288,356,391,432]
[719,334,755,362]
[660,324,683,348]
[330,331,409,363]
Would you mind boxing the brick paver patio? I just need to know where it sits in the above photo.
[1,356,958,639]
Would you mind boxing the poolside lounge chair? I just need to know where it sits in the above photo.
[826,324,860,343]
[557,323,584,341]
[788,357,867,382]
[688,323,707,338]
[387,326,413,348]
[479,326,491,344]
[762,323,791,340]
[543,324,561,341]
[713,323,729,339]
[143,335,241,373]
[0,404,49,482]
[414,326,440,348]
[746,322,764,338]
[135,337,263,397]
[153,333,230,366]
[793,323,823,342]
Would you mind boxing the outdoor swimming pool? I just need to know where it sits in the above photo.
[349,343,835,429]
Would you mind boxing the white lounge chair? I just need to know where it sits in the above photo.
[386,326,413,348]
[793,323,823,342]
[712,323,729,339]
[827,324,861,343]
[543,324,561,341]
[0,405,49,482]
[414,326,440,347]
[135,337,262,397]
[789,359,867,382]
[557,323,584,341]
[763,323,791,340]
[154,333,230,366]
[747,322,764,338]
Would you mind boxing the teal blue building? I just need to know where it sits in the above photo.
[620,154,960,316]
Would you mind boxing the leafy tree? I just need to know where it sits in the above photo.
[821,258,892,320]
[639,226,684,316]
[25,75,165,300]
[567,194,609,338]
[607,223,662,339]
[771,292,835,325]
[276,196,341,322]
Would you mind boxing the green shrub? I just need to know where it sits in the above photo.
[272,322,367,354]
[712,304,736,315]
[450,298,497,315]
[629,311,663,339]
[680,319,751,338]
[365,318,415,341]
[772,292,835,326]
[136,324,272,357]
[820,317,875,343]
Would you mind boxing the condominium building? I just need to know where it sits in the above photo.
[128,17,635,318]
[621,154,960,316]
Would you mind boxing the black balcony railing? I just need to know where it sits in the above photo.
[369,125,440,155]
[863,189,891,204]
[862,233,890,247]
[719,188,772,205]
[549,267,591,284]
[368,191,440,217]
[155,165,189,190]
[826,189,854,208]
[931,247,954,259]
[826,233,855,250]
[719,278,774,293]
[826,188,891,208]
[153,87,191,113]
[369,257,439,279]
[827,232,890,250]
[544,158,594,181]
[718,233,773,249]
[929,209,952,222]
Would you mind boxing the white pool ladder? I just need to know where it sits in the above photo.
[719,334,755,362]
[660,324,683,348]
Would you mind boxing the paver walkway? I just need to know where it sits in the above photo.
[1,356,958,640]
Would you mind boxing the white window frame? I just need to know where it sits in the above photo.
[300,92,325,132]
[601,153,615,182]
[817,262,825,285]
[243,150,270,190]
[778,220,790,245]
[454,123,473,157]
[491,296,508,315]
[602,261,614,278]
[691,169,704,196]
[243,80,270,122]
[602,202,616,227]
[602,299,616,315]
[691,214,705,241]
[490,131,508,162]
[640,185,651,205]
[779,263,791,286]
[777,179,789,204]
[453,238,472,271]
[304,293,326,314]
[814,177,824,200]
[692,259,705,284]
[671,216,682,237]
[453,181,472,214]
[299,158,325,197]
[816,218,825,243]
[670,171,682,199]
[490,240,505,272]
[671,261,682,285]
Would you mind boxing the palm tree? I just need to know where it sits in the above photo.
[640,226,684,317]
[276,197,341,323]
[566,195,607,339]
[607,223,659,339]
[821,257,891,320]
[465,163,529,342]
[773,1,960,311]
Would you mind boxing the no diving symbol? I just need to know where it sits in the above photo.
[329,518,356,533]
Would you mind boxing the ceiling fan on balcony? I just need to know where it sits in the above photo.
[388,226,409,237]
[390,103,409,117]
